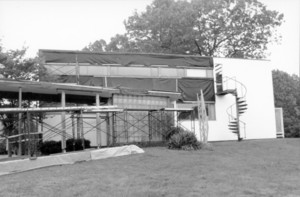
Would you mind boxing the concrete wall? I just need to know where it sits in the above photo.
[182,58,277,141]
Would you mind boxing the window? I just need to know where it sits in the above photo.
[177,102,216,121]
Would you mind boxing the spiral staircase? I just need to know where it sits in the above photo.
[215,64,247,141]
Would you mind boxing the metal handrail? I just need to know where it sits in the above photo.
[223,76,247,139]
[223,76,247,98]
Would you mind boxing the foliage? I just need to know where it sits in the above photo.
[0,47,46,81]
[168,127,202,150]
[84,0,283,59]
[66,138,91,152]
[39,141,61,155]
[0,140,7,155]
[165,126,186,140]
[272,70,300,137]
[39,139,91,155]
[83,39,107,52]
[0,44,48,138]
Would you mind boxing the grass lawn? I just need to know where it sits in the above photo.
[0,138,299,197]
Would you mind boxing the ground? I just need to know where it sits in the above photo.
[0,139,299,197]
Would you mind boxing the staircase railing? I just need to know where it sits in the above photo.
[214,64,248,140]
[223,76,247,98]
[223,77,247,140]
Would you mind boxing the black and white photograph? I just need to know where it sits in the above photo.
[0,0,299,196]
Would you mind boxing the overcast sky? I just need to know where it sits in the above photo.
[0,0,299,76]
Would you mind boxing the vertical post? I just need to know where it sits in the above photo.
[80,110,85,149]
[75,55,80,85]
[95,93,101,148]
[173,101,177,127]
[61,91,66,153]
[124,110,128,143]
[71,114,75,139]
[106,113,110,146]
[160,111,164,141]
[27,111,31,156]
[235,94,241,141]
[148,111,152,142]
[112,112,116,145]
[18,87,22,156]
[107,98,114,146]
[197,93,202,142]
[6,137,11,157]
[191,110,195,134]
[76,112,80,139]
[7,138,11,157]
[104,77,107,87]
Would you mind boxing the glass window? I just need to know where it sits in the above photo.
[177,102,216,121]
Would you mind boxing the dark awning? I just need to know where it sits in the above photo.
[40,49,213,68]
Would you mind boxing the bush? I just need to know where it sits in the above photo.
[39,141,61,155]
[165,127,186,140]
[0,141,7,155]
[66,138,91,152]
[168,129,202,150]
[39,139,91,155]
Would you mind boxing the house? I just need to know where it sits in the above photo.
[39,49,278,146]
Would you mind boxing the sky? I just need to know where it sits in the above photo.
[0,0,299,76]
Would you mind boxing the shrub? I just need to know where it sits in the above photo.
[39,139,91,155]
[165,126,186,140]
[39,141,61,155]
[168,129,202,150]
[0,141,7,155]
[66,139,91,152]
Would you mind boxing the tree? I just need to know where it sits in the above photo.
[82,39,107,52]
[272,70,300,137]
[84,0,283,59]
[0,46,45,81]
[0,45,46,154]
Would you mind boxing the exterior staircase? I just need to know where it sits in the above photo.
[215,64,247,141]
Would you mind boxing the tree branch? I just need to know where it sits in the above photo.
[194,40,202,56]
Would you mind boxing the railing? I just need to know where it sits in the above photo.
[223,76,247,140]
[223,76,247,98]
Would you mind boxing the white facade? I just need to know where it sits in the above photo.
[183,58,277,141]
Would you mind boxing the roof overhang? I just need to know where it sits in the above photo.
[39,49,214,68]
[0,79,181,102]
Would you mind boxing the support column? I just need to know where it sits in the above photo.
[6,137,11,157]
[18,87,22,156]
[80,110,85,149]
[76,112,80,139]
[124,110,128,143]
[148,111,152,142]
[173,101,177,127]
[27,111,31,156]
[71,114,75,139]
[95,94,101,148]
[61,91,66,153]
[76,55,80,85]
[235,94,241,141]
[191,110,195,134]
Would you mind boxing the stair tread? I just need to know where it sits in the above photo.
[229,127,238,130]
[239,108,248,111]
[216,89,236,96]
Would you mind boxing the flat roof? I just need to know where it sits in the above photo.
[0,79,181,103]
[39,49,213,68]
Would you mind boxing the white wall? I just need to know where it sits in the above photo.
[182,58,277,141]
[212,58,277,140]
